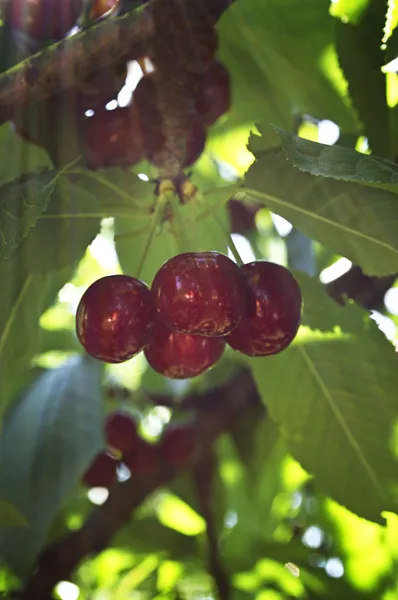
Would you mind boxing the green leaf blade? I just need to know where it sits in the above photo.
[0,355,104,575]
[250,274,398,523]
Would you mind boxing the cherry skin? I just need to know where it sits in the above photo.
[76,274,155,363]
[123,438,159,475]
[90,0,119,19]
[160,423,199,469]
[5,0,83,40]
[151,251,247,337]
[83,106,144,169]
[82,451,119,488]
[195,60,231,126]
[144,321,225,379]
[105,410,139,454]
[78,62,127,111]
[226,261,302,356]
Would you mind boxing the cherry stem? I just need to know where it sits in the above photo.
[212,212,244,266]
[135,194,167,279]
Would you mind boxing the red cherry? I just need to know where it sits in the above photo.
[151,251,247,337]
[90,0,119,19]
[160,423,199,469]
[134,75,206,168]
[82,451,119,488]
[227,261,302,356]
[144,321,225,379]
[83,106,144,169]
[195,60,231,126]
[105,410,139,454]
[5,0,83,40]
[123,438,159,475]
[78,63,127,111]
[76,274,155,363]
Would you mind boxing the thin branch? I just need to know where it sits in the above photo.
[18,370,258,600]
[0,0,235,126]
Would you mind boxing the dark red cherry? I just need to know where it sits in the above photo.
[76,274,154,363]
[82,451,119,488]
[227,261,302,356]
[105,410,139,454]
[195,60,231,126]
[90,0,119,19]
[151,251,247,337]
[83,106,144,169]
[5,0,83,40]
[78,62,127,111]
[144,321,225,379]
[123,438,159,475]
[160,423,199,469]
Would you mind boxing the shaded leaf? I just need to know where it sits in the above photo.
[274,126,398,186]
[0,355,104,575]
[249,274,398,522]
[0,500,27,528]
[0,170,59,259]
[243,149,398,275]
[334,0,390,156]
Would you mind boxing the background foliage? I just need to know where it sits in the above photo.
[0,0,398,598]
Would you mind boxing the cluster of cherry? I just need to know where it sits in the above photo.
[83,410,197,488]
[5,0,231,171]
[76,251,302,379]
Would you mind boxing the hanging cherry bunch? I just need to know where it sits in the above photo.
[83,410,199,487]
[76,251,303,380]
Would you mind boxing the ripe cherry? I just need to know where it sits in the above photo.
[144,321,225,379]
[76,274,154,363]
[195,60,231,126]
[105,410,139,454]
[227,261,302,356]
[123,438,159,475]
[5,0,83,40]
[82,450,119,488]
[160,423,199,469]
[151,252,247,337]
[83,106,144,169]
[90,0,119,19]
[134,75,206,168]
[78,62,127,111]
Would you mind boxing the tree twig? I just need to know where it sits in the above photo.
[0,0,235,126]
[18,370,258,600]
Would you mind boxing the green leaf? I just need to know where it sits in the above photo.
[274,126,398,186]
[219,0,356,131]
[0,355,104,575]
[0,170,60,259]
[0,123,51,182]
[249,273,398,523]
[243,148,398,275]
[0,500,27,528]
[334,0,390,156]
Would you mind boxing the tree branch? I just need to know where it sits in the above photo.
[0,0,235,126]
[18,369,258,600]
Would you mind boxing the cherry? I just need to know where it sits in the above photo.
[228,199,260,234]
[5,0,83,40]
[151,252,247,337]
[134,75,206,168]
[160,423,199,469]
[226,261,302,356]
[83,105,144,169]
[195,60,231,126]
[76,274,154,363]
[90,0,119,19]
[82,450,119,488]
[123,438,159,475]
[144,321,225,379]
[78,62,127,111]
[105,410,139,454]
